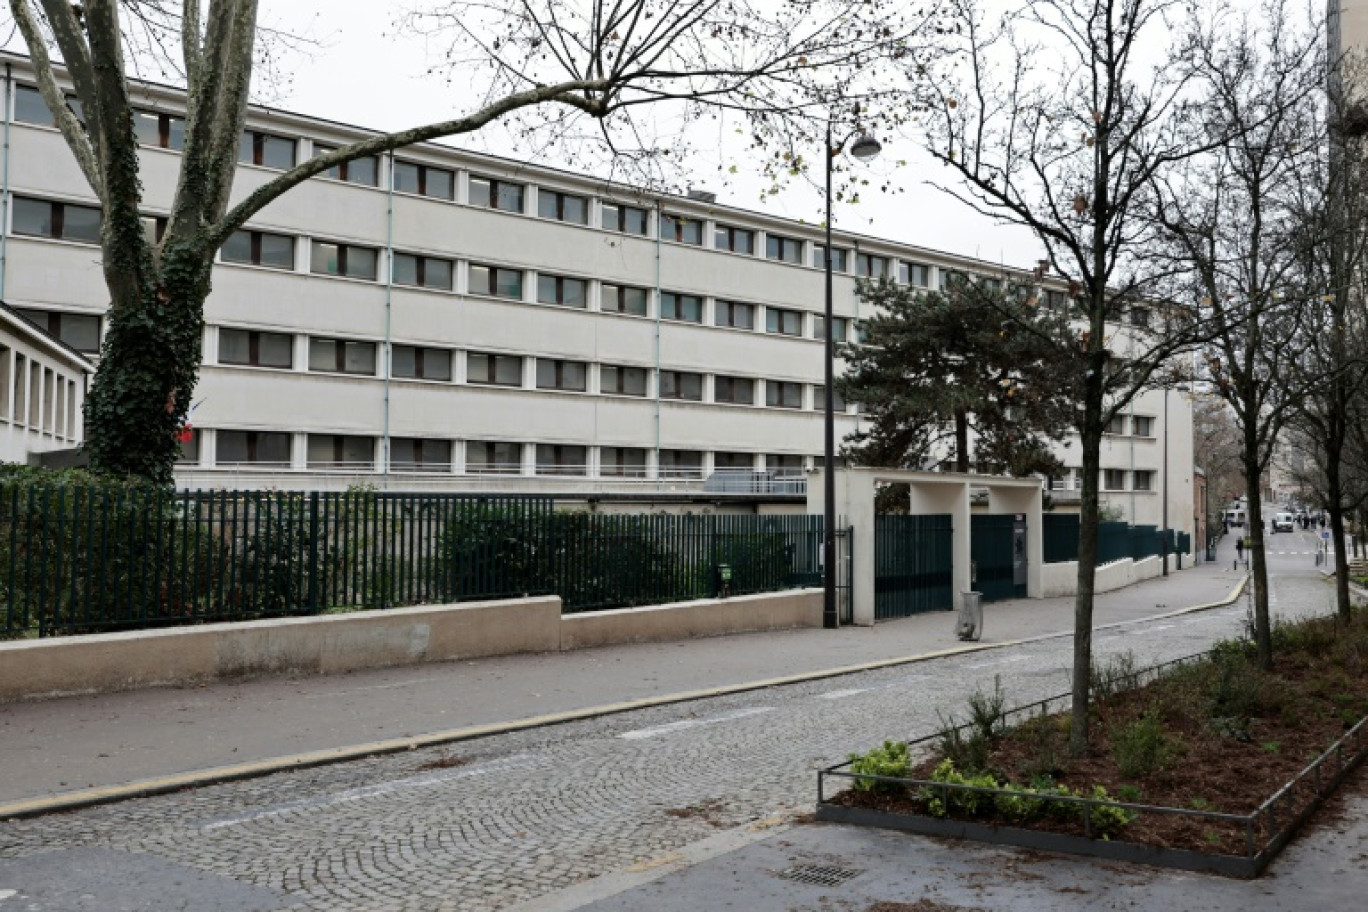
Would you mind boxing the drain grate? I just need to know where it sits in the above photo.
[776,863,863,887]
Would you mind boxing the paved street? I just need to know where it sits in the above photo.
[0,529,1355,911]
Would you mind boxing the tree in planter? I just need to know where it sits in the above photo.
[1152,0,1324,668]
[923,0,1218,753]
[838,277,1075,478]
[8,0,934,484]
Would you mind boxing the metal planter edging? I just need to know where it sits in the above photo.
[814,802,1268,878]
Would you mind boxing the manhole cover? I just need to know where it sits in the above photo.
[776,863,863,886]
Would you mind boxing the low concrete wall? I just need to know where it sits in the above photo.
[562,588,822,649]
[0,589,824,702]
[1040,555,1169,598]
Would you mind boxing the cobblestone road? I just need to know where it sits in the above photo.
[0,557,1338,912]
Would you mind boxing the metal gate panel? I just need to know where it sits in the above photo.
[971,514,1026,602]
[874,514,953,619]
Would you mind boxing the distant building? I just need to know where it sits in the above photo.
[0,303,90,465]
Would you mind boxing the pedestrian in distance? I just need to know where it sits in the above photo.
[1236,537,1245,562]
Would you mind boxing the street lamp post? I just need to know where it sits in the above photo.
[823,122,881,629]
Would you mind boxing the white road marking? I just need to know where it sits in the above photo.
[619,706,774,740]
[816,688,871,700]
[199,753,538,831]
[966,655,1027,669]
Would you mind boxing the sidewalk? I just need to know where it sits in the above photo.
[0,553,1246,811]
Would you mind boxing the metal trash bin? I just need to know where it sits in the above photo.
[957,591,983,642]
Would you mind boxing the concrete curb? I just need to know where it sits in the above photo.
[0,575,1249,822]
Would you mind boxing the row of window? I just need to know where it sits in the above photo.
[10,84,972,282]
[212,328,854,408]
[1104,414,1156,437]
[183,430,809,478]
[1052,469,1157,492]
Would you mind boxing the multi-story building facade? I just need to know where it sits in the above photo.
[0,54,1192,532]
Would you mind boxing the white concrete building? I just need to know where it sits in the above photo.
[0,55,1192,533]
[0,303,90,465]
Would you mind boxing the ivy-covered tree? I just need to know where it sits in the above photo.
[6,0,935,484]
[838,278,1076,478]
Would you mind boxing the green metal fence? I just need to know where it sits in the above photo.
[1129,524,1160,561]
[1097,520,1134,565]
[874,514,953,619]
[971,514,1022,602]
[1043,514,1080,563]
[0,484,824,637]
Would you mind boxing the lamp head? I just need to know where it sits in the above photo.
[849,133,882,163]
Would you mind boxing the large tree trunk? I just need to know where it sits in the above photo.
[1069,375,1105,756]
[82,241,211,485]
[1243,430,1271,669]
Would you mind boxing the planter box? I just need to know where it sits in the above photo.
[818,704,1368,879]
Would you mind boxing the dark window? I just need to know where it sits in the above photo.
[537,189,588,224]
[312,143,378,186]
[536,444,587,476]
[713,452,754,470]
[601,447,648,477]
[1045,290,1068,310]
[391,345,452,381]
[660,370,703,401]
[814,244,848,272]
[467,352,523,386]
[537,274,588,308]
[941,270,969,291]
[766,380,803,409]
[714,224,755,254]
[660,212,703,245]
[602,202,649,236]
[132,109,185,150]
[13,308,101,353]
[659,449,703,479]
[1130,306,1151,328]
[466,440,523,474]
[765,307,802,336]
[469,264,524,299]
[815,316,849,342]
[1104,469,1127,491]
[218,329,293,368]
[900,261,930,286]
[469,175,525,213]
[307,434,375,470]
[1132,416,1154,437]
[310,241,379,280]
[217,430,291,466]
[767,454,804,474]
[1133,470,1155,491]
[392,161,455,199]
[12,196,101,243]
[856,253,889,278]
[1105,414,1126,435]
[980,277,1002,294]
[390,438,452,472]
[661,292,703,323]
[239,130,297,169]
[765,234,804,264]
[221,230,295,270]
[392,253,454,290]
[308,338,377,375]
[602,284,648,316]
[713,375,754,405]
[714,300,754,330]
[13,85,83,127]
[601,365,648,397]
[535,358,588,392]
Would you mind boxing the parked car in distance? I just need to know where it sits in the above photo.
[1273,512,1295,533]
[1224,508,1247,528]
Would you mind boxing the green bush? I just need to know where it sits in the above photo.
[848,740,912,792]
[1111,711,1174,778]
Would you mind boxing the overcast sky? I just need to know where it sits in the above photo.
[240,0,1047,268]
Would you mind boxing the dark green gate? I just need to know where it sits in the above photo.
[874,514,953,619]
[971,514,1026,602]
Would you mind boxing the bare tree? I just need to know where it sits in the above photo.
[1192,394,1244,524]
[923,0,1219,753]
[1153,0,1324,668]
[6,0,933,483]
